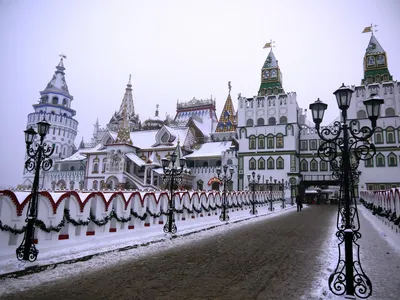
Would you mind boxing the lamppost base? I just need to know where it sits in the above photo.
[163,221,177,234]
[16,242,39,262]
[219,214,230,222]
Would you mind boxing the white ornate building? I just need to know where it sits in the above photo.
[22,33,399,195]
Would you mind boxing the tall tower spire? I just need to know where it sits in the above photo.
[362,34,392,85]
[107,75,140,132]
[258,42,284,96]
[216,81,236,133]
[22,55,79,187]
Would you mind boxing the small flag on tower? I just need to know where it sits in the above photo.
[362,25,373,33]
[263,42,272,48]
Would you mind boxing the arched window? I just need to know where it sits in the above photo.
[93,163,99,173]
[227,159,233,165]
[267,157,275,169]
[246,119,254,127]
[51,181,56,190]
[376,153,385,167]
[310,159,318,171]
[93,180,98,190]
[375,75,381,83]
[202,161,208,167]
[388,152,397,167]
[249,135,256,149]
[267,134,274,148]
[70,166,75,171]
[258,135,265,149]
[276,134,284,148]
[386,127,395,143]
[374,128,383,144]
[52,97,59,104]
[249,158,256,170]
[276,157,284,169]
[70,181,75,190]
[300,159,308,171]
[279,116,287,124]
[258,158,265,169]
[100,180,105,190]
[365,157,373,167]
[102,158,107,172]
[257,118,265,126]
[320,160,328,171]
[268,117,276,125]
[385,107,396,117]
[79,181,84,190]
[357,110,367,119]
[63,98,68,106]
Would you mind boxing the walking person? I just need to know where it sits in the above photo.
[296,194,303,212]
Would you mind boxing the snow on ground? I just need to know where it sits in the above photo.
[301,204,400,300]
[0,203,296,295]
[1,204,399,298]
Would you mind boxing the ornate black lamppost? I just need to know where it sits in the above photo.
[266,177,277,211]
[162,152,186,234]
[309,84,383,298]
[247,172,260,215]
[280,179,290,209]
[216,165,234,222]
[16,119,53,262]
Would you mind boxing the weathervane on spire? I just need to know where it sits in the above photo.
[128,74,132,85]
[362,24,378,34]
[59,53,67,60]
[263,39,275,49]
[228,81,231,94]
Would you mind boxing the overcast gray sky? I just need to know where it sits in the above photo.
[1,0,399,188]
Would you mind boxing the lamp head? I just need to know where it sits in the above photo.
[37,118,51,137]
[223,165,228,173]
[363,93,384,128]
[170,152,177,164]
[333,83,354,111]
[24,127,37,145]
[309,98,328,127]
[179,157,186,168]
[161,157,170,169]
[257,174,261,182]
[252,171,255,179]
[229,166,234,175]
[247,174,250,181]
[216,167,221,176]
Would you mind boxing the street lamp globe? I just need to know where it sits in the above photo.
[24,127,37,145]
[309,98,328,127]
[363,93,384,128]
[229,166,234,175]
[161,157,170,169]
[333,83,354,111]
[179,157,186,168]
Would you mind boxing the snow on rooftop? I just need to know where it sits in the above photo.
[185,141,232,158]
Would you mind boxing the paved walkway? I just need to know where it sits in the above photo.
[1,205,399,299]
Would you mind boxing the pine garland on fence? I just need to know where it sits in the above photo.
[130,209,147,221]
[64,209,90,226]
[0,220,26,235]
[360,198,400,228]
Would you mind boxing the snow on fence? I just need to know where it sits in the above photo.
[360,188,400,233]
[0,189,280,255]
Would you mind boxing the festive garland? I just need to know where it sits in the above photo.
[0,220,26,235]
[34,219,65,233]
[110,210,131,223]
[64,209,90,226]
[130,209,147,221]
[360,198,400,227]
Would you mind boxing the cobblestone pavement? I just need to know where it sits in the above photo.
[2,205,399,300]
[2,206,337,300]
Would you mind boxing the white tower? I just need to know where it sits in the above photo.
[22,55,78,188]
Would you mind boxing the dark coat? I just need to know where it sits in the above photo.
[295,195,302,204]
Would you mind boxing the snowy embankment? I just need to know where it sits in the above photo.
[302,204,400,300]
[0,203,295,295]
